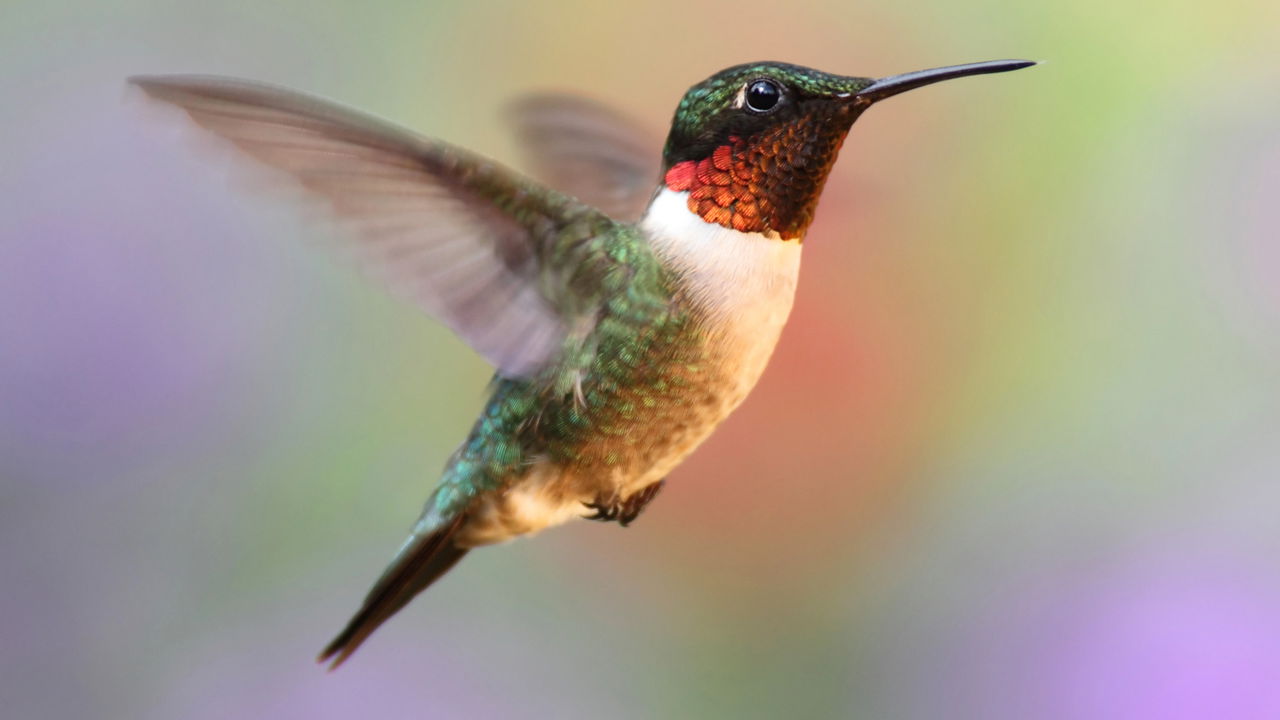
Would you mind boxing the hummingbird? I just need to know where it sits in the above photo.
[130,58,1034,668]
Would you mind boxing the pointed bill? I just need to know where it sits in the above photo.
[855,59,1037,104]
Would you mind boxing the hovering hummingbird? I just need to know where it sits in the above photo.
[131,58,1033,668]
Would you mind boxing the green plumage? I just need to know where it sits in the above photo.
[432,219,700,521]
[130,56,1035,670]
[663,62,875,169]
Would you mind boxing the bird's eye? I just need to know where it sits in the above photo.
[744,79,782,113]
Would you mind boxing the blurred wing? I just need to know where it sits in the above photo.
[508,93,661,223]
[131,75,613,378]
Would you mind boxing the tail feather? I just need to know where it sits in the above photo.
[318,512,469,669]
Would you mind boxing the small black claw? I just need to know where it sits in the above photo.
[584,480,666,527]
[582,499,619,522]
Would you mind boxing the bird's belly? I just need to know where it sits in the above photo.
[459,197,803,547]
[612,300,792,494]
[457,463,581,546]
[458,296,792,548]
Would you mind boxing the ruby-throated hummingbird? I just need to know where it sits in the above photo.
[130,58,1033,668]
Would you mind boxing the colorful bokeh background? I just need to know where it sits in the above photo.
[4,0,1280,717]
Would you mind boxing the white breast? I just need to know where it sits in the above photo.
[461,191,804,547]
[640,188,803,400]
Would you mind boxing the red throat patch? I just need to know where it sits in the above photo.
[664,141,779,236]
[663,112,852,241]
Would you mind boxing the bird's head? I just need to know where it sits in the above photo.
[659,60,1034,240]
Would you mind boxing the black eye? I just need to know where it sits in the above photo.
[745,79,782,113]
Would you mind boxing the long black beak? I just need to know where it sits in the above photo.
[855,59,1036,104]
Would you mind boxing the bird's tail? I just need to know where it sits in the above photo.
[318,511,470,669]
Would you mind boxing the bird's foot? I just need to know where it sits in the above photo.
[583,480,665,527]
[582,499,619,523]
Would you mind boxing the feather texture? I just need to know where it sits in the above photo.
[318,512,469,669]
[130,75,611,378]
[508,92,660,223]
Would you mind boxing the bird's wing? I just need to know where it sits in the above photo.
[131,75,625,378]
[507,92,661,223]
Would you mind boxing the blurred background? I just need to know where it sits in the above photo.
[3,0,1279,717]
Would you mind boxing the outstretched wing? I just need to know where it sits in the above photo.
[508,92,661,223]
[131,75,619,378]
